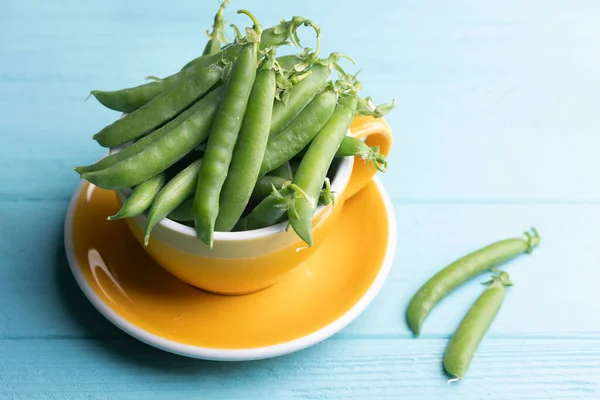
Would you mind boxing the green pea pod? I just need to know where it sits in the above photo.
[92,66,221,148]
[406,228,540,336]
[144,159,203,244]
[444,272,513,381]
[91,51,226,113]
[202,0,230,56]
[81,87,222,190]
[107,173,166,220]
[215,66,276,232]
[335,136,388,172]
[269,63,332,136]
[75,86,220,174]
[289,94,357,246]
[260,88,337,176]
[269,162,294,181]
[194,10,260,247]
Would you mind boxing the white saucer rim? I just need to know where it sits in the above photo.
[64,178,397,361]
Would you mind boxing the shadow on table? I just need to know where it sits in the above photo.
[53,221,309,376]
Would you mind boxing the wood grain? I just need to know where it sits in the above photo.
[1,338,599,399]
[1,0,600,398]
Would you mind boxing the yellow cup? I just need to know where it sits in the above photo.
[115,116,392,295]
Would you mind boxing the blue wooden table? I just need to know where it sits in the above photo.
[2,0,600,398]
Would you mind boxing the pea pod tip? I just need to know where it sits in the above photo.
[196,228,214,249]
[407,320,421,338]
[524,227,541,253]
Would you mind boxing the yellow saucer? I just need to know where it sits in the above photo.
[64,179,396,361]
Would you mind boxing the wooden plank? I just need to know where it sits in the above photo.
[2,1,600,398]
[1,338,598,399]
[2,199,599,340]
[2,0,600,201]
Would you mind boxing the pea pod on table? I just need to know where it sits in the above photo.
[80,87,222,190]
[108,173,166,220]
[289,90,358,246]
[444,271,514,381]
[193,10,260,248]
[406,228,540,336]
[215,52,277,232]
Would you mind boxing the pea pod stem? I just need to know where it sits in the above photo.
[230,24,243,40]
[444,271,513,381]
[202,0,230,56]
[406,228,540,336]
[237,9,262,36]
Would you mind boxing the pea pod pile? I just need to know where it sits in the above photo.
[76,3,395,248]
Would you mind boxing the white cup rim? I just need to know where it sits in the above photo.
[109,134,355,242]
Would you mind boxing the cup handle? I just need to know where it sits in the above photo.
[345,115,393,199]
